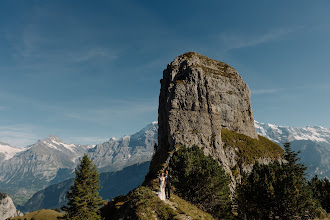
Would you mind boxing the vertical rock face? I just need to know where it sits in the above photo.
[159,52,257,153]
[0,193,23,219]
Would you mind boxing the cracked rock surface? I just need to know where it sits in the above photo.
[158,52,259,186]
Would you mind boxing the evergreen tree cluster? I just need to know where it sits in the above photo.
[236,143,322,219]
[309,175,330,213]
[56,141,328,220]
[61,155,104,220]
[169,145,233,219]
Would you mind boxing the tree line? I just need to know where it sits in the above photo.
[169,143,329,219]
[58,143,329,219]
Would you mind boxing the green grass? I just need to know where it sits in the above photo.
[130,187,176,220]
[221,128,284,167]
[170,195,214,220]
[10,209,64,220]
[101,186,214,220]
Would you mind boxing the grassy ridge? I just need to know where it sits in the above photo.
[101,186,214,220]
[221,128,284,176]
[10,209,63,220]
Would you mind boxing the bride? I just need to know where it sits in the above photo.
[158,171,166,201]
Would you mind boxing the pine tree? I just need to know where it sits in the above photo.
[236,143,319,219]
[309,175,330,213]
[61,155,104,220]
[169,146,233,219]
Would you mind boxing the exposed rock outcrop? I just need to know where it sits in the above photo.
[159,53,255,160]
[157,52,282,187]
[0,193,23,220]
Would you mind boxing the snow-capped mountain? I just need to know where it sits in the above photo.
[0,122,158,205]
[0,135,91,190]
[2,119,329,206]
[255,121,330,145]
[87,121,157,173]
[0,142,24,162]
[255,121,330,179]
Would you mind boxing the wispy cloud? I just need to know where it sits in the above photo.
[64,136,109,145]
[17,26,119,63]
[0,124,40,147]
[251,83,330,96]
[64,98,158,124]
[295,84,330,90]
[220,26,304,51]
[69,48,118,63]
[251,88,284,95]
[0,106,9,111]
[0,88,158,127]
[3,6,121,67]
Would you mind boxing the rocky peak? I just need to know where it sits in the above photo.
[45,134,62,143]
[154,52,267,189]
[158,52,257,153]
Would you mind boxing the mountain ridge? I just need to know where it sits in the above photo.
[255,121,330,179]
[0,122,157,205]
[1,120,329,207]
[255,121,330,144]
[18,162,150,213]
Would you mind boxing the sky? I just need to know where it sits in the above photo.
[0,0,330,147]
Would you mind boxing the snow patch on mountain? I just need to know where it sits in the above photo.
[51,141,77,153]
[255,121,330,179]
[40,135,89,153]
[0,142,24,160]
[255,121,330,144]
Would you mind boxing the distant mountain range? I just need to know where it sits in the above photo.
[255,121,330,179]
[1,120,329,206]
[19,161,150,213]
[0,122,157,205]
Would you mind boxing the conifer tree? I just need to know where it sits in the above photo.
[309,175,330,213]
[169,146,233,219]
[61,155,104,220]
[236,143,319,219]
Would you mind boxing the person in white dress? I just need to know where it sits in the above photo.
[158,171,166,201]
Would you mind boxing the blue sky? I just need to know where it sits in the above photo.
[1,0,330,147]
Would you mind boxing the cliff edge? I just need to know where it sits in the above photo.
[159,52,257,152]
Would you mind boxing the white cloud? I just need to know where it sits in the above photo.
[251,88,284,95]
[0,124,40,147]
[220,26,304,51]
[70,48,118,63]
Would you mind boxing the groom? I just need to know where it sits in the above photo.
[165,170,171,199]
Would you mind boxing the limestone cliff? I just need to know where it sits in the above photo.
[156,52,282,187]
[0,193,23,220]
[159,52,257,151]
